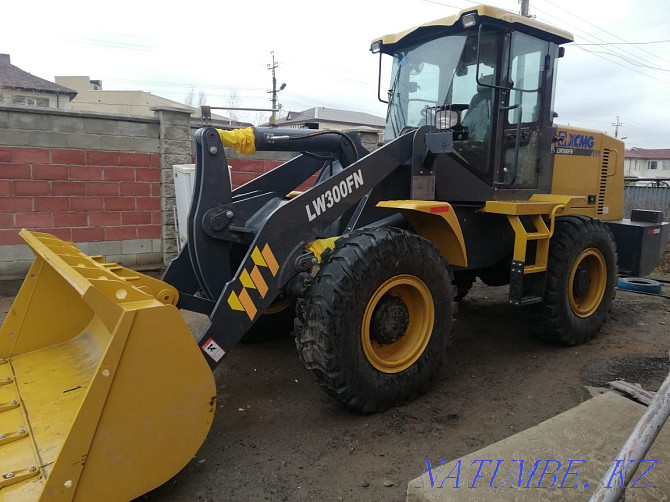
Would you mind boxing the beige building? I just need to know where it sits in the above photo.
[0,54,76,109]
[55,76,197,118]
[55,76,246,127]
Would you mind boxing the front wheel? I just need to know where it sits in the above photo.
[530,216,617,345]
[295,228,455,412]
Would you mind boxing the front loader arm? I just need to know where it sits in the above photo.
[173,127,419,369]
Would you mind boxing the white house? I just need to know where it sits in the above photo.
[624,148,670,182]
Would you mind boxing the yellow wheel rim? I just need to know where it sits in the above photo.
[264,297,289,315]
[568,248,607,318]
[361,275,434,374]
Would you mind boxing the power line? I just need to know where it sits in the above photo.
[530,5,670,85]
[575,47,670,73]
[532,4,667,73]
[539,0,670,66]
[569,43,670,86]
[576,40,670,46]
[419,0,466,10]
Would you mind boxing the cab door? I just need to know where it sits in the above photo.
[498,32,554,193]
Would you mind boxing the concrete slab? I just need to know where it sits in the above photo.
[407,392,670,501]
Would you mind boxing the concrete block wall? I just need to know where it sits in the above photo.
[0,110,381,278]
[157,108,192,264]
[0,106,166,276]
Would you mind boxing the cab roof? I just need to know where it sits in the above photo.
[372,4,574,51]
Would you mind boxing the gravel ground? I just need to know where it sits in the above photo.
[1,277,668,502]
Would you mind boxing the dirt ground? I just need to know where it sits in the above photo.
[1,278,669,502]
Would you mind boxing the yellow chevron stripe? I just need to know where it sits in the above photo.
[251,246,267,267]
[250,266,268,298]
[227,291,245,311]
[238,288,257,320]
[261,243,279,276]
[240,269,256,289]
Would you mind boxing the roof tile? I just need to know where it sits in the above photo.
[0,54,77,96]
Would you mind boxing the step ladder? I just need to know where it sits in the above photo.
[482,195,583,305]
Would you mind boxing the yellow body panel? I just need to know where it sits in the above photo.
[377,201,467,267]
[551,126,624,220]
[0,231,216,502]
[372,4,573,48]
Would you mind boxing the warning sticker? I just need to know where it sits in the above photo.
[201,338,225,362]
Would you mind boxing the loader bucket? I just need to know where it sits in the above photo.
[0,230,216,501]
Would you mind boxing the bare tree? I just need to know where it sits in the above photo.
[254,111,269,126]
[197,90,207,107]
[184,84,195,106]
[225,89,240,122]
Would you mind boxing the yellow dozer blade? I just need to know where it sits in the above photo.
[0,230,216,501]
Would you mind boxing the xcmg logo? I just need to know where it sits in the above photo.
[557,130,595,149]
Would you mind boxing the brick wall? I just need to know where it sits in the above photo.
[0,106,168,276]
[0,146,161,245]
[228,158,287,189]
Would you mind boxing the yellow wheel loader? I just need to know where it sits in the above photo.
[1,5,668,500]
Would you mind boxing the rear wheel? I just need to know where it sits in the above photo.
[531,216,617,345]
[295,228,455,412]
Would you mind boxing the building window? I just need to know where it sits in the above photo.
[12,95,50,107]
[663,160,670,170]
[648,160,658,170]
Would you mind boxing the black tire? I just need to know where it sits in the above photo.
[453,271,475,302]
[530,216,617,345]
[617,277,663,294]
[295,228,455,412]
[241,298,294,343]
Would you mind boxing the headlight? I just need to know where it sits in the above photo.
[436,110,459,130]
[461,13,477,28]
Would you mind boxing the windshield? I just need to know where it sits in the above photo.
[383,31,500,174]
[384,32,498,141]
[384,35,466,139]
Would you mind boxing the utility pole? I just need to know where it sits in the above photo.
[268,52,279,125]
[520,0,530,17]
[612,116,623,138]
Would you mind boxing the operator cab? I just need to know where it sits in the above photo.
[372,5,573,200]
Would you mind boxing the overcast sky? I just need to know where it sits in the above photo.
[2,0,669,148]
